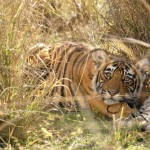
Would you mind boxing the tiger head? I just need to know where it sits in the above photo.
[92,50,150,107]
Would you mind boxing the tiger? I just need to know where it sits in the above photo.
[25,42,150,119]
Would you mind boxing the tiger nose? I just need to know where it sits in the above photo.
[108,89,118,96]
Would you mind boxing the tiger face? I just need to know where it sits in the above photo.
[92,50,150,107]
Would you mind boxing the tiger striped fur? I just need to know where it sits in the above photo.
[25,42,150,119]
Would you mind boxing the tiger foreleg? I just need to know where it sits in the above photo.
[87,96,134,119]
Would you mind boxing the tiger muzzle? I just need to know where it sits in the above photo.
[108,89,119,96]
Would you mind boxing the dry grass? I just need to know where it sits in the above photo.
[104,0,150,57]
[0,0,150,149]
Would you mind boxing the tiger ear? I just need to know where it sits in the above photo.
[92,50,110,67]
[136,58,150,72]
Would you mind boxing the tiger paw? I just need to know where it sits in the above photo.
[116,115,150,133]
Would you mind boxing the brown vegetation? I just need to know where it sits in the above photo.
[0,0,149,149]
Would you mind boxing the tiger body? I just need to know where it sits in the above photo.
[26,42,149,119]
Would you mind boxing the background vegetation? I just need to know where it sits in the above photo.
[0,0,150,149]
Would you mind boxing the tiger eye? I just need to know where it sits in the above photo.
[124,76,131,81]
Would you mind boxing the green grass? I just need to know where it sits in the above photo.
[0,0,150,149]
[1,110,150,149]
